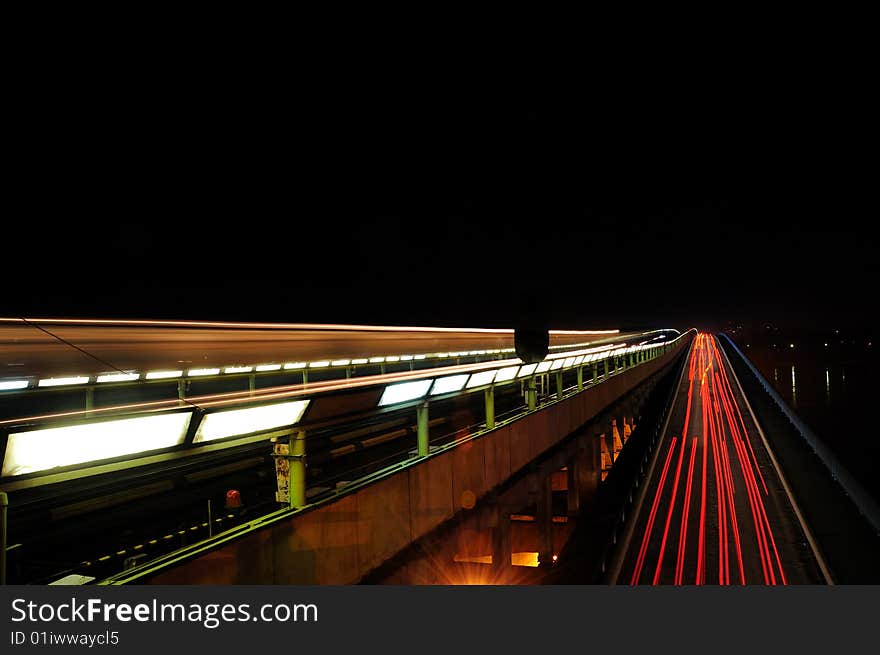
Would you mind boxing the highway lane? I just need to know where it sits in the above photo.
[0,317,641,378]
[620,333,824,584]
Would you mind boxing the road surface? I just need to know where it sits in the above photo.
[619,333,824,584]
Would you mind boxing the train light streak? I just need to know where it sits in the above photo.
[96,373,139,383]
[188,368,220,377]
[145,370,182,380]
[465,370,497,389]
[494,366,521,383]
[377,379,433,406]
[194,400,310,443]
[516,364,538,378]
[224,366,253,374]
[38,376,90,387]
[0,380,30,390]
[2,412,192,477]
[430,375,470,395]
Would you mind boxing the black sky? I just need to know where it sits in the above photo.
[4,52,877,333]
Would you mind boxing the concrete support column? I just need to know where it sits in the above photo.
[491,500,511,573]
[417,401,430,456]
[573,439,600,511]
[289,429,307,509]
[566,462,579,516]
[536,472,554,567]
[484,386,495,430]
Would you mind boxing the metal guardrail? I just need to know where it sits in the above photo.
[719,333,880,536]
[599,332,694,580]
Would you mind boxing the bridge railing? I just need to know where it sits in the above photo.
[720,333,880,535]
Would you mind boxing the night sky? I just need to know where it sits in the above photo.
[5,59,876,334]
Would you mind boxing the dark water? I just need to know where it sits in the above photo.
[726,327,879,503]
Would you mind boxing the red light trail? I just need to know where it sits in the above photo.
[629,333,788,585]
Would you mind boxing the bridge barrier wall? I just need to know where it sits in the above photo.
[141,340,689,584]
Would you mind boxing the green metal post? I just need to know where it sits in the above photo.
[0,491,7,585]
[178,379,186,406]
[556,372,563,400]
[85,387,94,416]
[630,353,635,367]
[248,374,256,396]
[577,366,583,390]
[302,370,308,385]
[592,363,598,383]
[527,377,537,411]
[485,386,495,430]
[289,429,306,509]
[417,401,430,456]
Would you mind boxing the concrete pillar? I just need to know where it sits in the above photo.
[491,500,511,574]
[417,401,430,456]
[573,441,600,511]
[617,414,628,446]
[484,386,495,430]
[536,472,554,567]
[598,422,613,481]
[611,418,624,460]
[566,462,579,516]
[289,429,306,509]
